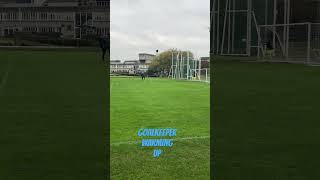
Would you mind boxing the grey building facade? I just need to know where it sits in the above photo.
[110,53,156,74]
[0,0,109,39]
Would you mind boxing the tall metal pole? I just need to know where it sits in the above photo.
[246,0,252,56]
[187,51,190,79]
[307,22,311,64]
[283,0,287,58]
[273,0,277,54]
[212,0,216,55]
[265,0,268,40]
[181,55,184,79]
[198,58,201,80]
[175,52,179,79]
[221,0,229,54]
[171,51,174,79]
[216,0,220,53]
[231,0,235,53]
[228,0,231,54]
[286,0,290,58]
[258,26,261,58]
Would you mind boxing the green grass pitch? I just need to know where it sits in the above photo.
[0,49,108,180]
[110,78,210,179]
[214,60,320,179]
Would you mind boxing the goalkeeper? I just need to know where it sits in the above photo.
[98,35,108,63]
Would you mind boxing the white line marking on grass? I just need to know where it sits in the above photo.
[0,59,11,95]
[111,136,210,146]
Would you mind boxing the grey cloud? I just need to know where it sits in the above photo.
[111,0,209,60]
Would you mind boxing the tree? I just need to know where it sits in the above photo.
[149,49,194,75]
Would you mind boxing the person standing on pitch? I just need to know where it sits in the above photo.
[98,35,108,63]
[141,73,145,80]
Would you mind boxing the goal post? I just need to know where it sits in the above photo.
[169,50,210,83]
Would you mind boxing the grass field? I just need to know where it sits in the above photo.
[110,78,210,179]
[0,49,108,179]
[214,60,320,179]
[5,49,320,179]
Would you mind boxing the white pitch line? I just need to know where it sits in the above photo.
[0,59,11,95]
[111,136,210,146]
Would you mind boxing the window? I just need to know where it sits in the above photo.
[40,13,47,20]
[31,12,37,20]
[50,14,55,20]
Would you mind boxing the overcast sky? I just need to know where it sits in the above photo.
[110,0,209,60]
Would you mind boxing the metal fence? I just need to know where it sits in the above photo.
[258,23,320,64]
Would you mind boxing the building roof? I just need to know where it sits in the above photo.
[0,0,109,7]
[0,0,78,7]
[123,60,138,65]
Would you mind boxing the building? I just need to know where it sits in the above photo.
[110,60,138,74]
[123,60,138,75]
[110,53,156,74]
[200,57,210,62]
[138,53,155,64]
[0,0,109,39]
[110,60,122,73]
[138,53,155,72]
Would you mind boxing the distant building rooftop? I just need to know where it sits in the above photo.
[201,57,210,61]
[0,0,109,7]
[123,60,138,65]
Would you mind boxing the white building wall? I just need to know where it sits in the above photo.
[0,7,108,38]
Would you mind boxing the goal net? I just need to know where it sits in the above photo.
[258,23,320,65]
[169,51,210,83]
